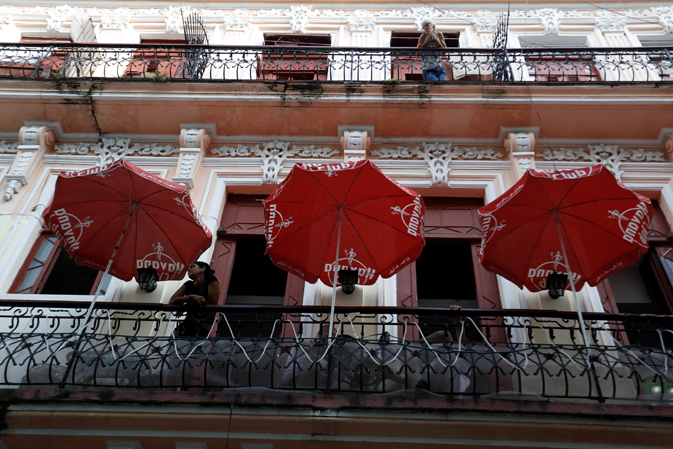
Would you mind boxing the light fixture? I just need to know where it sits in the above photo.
[338,269,358,295]
[137,268,158,292]
[546,272,568,299]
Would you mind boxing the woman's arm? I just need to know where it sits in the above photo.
[207,281,220,305]
[436,32,447,48]
[169,285,204,306]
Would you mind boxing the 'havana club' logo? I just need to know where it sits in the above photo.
[136,242,185,280]
[48,208,94,252]
[323,248,377,285]
[608,201,650,250]
[527,251,581,290]
[391,196,424,237]
[265,203,293,248]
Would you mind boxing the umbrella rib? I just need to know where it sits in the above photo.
[74,209,129,257]
[558,209,645,246]
[478,205,551,250]
[136,207,192,267]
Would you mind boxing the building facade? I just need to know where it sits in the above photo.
[0,1,673,448]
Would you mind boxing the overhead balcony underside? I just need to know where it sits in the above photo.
[0,44,671,142]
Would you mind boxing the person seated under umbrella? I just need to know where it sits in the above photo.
[170,262,220,338]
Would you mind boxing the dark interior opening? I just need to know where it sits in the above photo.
[220,238,287,338]
[40,250,99,295]
[390,31,460,48]
[415,240,477,339]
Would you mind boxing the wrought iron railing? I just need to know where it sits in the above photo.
[0,43,671,83]
[1,299,672,403]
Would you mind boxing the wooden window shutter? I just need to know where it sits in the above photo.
[211,237,236,305]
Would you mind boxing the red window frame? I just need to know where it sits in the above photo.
[258,34,331,81]
[10,233,107,295]
[527,55,601,82]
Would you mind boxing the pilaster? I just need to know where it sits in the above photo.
[174,129,211,188]
[3,126,54,201]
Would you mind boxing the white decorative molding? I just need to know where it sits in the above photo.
[595,10,626,32]
[224,9,251,30]
[164,6,185,34]
[651,6,673,34]
[341,130,370,161]
[0,141,19,153]
[3,150,35,201]
[540,144,665,181]
[99,8,131,30]
[505,133,535,153]
[472,10,498,33]
[666,134,673,154]
[518,158,532,174]
[348,10,376,32]
[56,138,178,166]
[373,143,503,186]
[211,141,339,183]
[20,127,40,146]
[19,126,56,150]
[178,153,196,177]
[290,5,311,33]
[535,9,561,35]
[46,5,73,32]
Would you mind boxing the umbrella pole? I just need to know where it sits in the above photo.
[553,214,593,368]
[58,213,133,389]
[328,211,343,340]
[81,213,134,329]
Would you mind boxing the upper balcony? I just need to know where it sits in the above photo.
[0,42,671,84]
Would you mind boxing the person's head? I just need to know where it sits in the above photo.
[187,261,215,282]
[421,18,436,31]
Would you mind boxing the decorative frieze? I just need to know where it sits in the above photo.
[224,9,251,30]
[348,10,376,32]
[0,141,19,153]
[472,10,498,33]
[55,138,178,166]
[373,143,503,186]
[595,10,626,32]
[540,144,665,181]
[211,141,339,183]
[98,8,131,30]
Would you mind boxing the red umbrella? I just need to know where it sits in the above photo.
[478,165,653,362]
[43,159,212,299]
[478,165,652,292]
[263,160,425,286]
[263,160,425,331]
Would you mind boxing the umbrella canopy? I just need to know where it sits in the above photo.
[263,160,425,287]
[43,159,212,283]
[478,165,653,292]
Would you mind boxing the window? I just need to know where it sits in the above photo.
[0,37,72,79]
[638,38,673,81]
[125,39,207,80]
[517,36,601,82]
[396,197,505,341]
[11,233,111,295]
[212,195,305,338]
[257,34,331,81]
[390,31,459,81]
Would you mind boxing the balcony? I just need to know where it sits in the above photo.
[1,299,672,404]
[0,43,671,83]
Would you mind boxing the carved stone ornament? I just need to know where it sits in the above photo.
[595,10,626,32]
[19,126,56,149]
[373,143,503,186]
[179,129,210,150]
[211,141,339,183]
[517,158,532,174]
[224,9,251,30]
[46,5,73,32]
[3,150,35,201]
[178,153,196,177]
[472,10,498,33]
[99,8,131,29]
[665,134,673,154]
[535,9,561,36]
[504,133,535,153]
[0,141,19,153]
[341,131,370,161]
[651,6,673,34]
[290,5,311,33]
[540,144,665,181]
[56,138,179,166]
[348,11,376,32]
[164,6,185,34]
